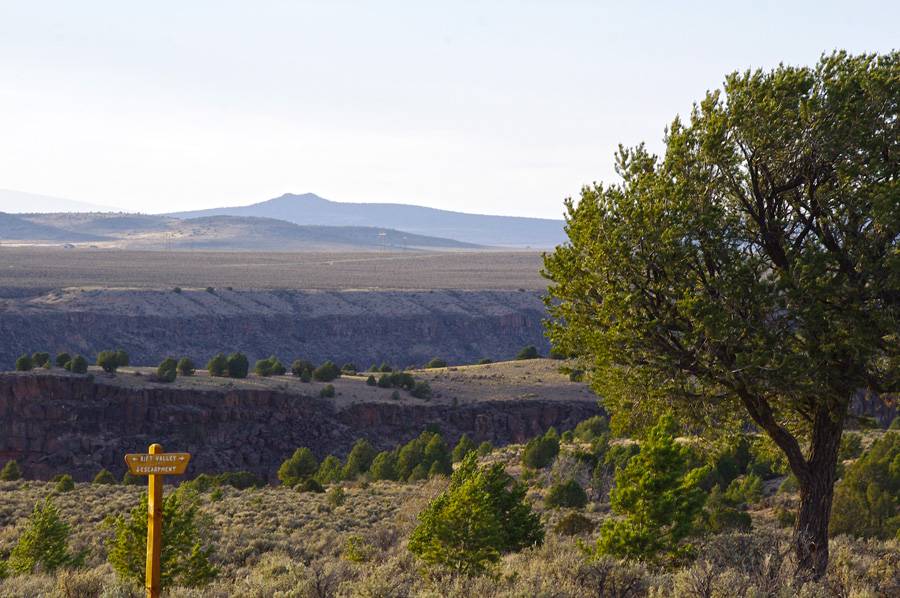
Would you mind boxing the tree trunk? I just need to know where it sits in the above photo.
[792,407,844,581]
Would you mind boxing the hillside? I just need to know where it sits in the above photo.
[167,192,567,247]
[0,212,482,251]
[0,363,601,482]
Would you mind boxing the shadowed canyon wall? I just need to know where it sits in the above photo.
[0,373,603,483]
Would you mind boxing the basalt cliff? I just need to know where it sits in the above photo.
[0,373,602,483]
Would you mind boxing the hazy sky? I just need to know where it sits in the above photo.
[1,2,897,219]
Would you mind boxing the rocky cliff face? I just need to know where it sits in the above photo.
[0,373,602,483]
[0,289,551,369]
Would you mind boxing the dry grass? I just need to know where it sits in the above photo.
[43,358,596,410]
[0,248,547,294]
[4,443,900,598]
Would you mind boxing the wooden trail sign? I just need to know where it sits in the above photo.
[125,444,191,598]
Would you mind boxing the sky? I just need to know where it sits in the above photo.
[0,2,897,220]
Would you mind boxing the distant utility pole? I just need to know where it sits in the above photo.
[379,231,386,251]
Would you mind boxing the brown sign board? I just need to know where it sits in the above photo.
[125,452,191,475]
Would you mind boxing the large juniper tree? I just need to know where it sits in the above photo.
[543,51,900,579]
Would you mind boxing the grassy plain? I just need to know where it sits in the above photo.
[83,358,596,409]
[0,248,547,294]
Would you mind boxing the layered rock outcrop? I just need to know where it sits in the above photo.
[0,373,602,483]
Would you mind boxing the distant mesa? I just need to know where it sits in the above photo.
[165,193,566,248]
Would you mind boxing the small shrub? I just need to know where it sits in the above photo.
[56,352,72,367]
[300,369,311,383]
[253,356,286,377]
[328,486,346,507]
[561,430,575,443]
[778,474,798,494]
[545,479,588,509]
[173,286,181,293]
[889,417,900,431]
[554,512,595,536]
[312,361,340,382]
[177,357,195,376]
[93,469,118,485]
[225,352,249,378]
[423,357,447,369]
[515,345,540,360]
[320,384,335,398]
[390,389,400,400]
[366,375,377,386]
[476,358,493,365]
[96,350,119,373]
[205,286,214,293]
[122,471,141,486]
[298,478,325,493]
[291,359,316,376]
[31,352,50,367]
[575,416,609,441]
[15,354,35,371]
[410,380,431,399]
[342,362,357,373]
[157,357,178,383]
[207,353,227,376]
[379,362,393,373]
[8,496,83,574]
[67,355,88,374]
[477,441,493,457]
[55,474,75,492]
[210,487,223,502]
[0,459,21,481]
[377,373,391,388]
[452,434,477,462]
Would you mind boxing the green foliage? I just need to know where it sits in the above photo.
[122,471,141,486]
[522,431,561,470]
[328,486,346,508]
[545,479,588,509]
[544,51,900,577]
[106,490,217,589]
[701,487,753,534]
[408,453,544,575]
[396,430,449,482]
[210,487,223,502]
[554,512,595,536]
[93,469,118,485]
[225,352,249,378]
[0,459,21,481]
[157,357,178,382]
[476,358,492,365]
[477,441,493,457]
[574,416,609,442]
[173,286,181,293]
[319,384,335,398]
[514,345,540,360]
[205,286,214,293]
[31,352,50,367]
[830,433,900,539]
[56,352,72,367]
[595,416,708,565]
[96,350,119,372]
[300,369,311,383]
[278,447,319,487]
[724,473,764,505]
[15,354,34,371]
[410,380,431,399]
[316,455,343,485]
[253,356,286,376]
[452,434,477,462]
[423,357,447,369]
[68,354,88,374]
[312,361,340,382]
[291,359,315,377]
[368,451,398,482]
[377,373,391,388]
[889,418,900,431]
[345,439,377,477]
[177,357,195,376]
[379,362,393,372]
[341,362,357,373]
[115,350,130,367]
[8,496,83,574]
[839,432,864,460]
[366,375,376,386]
[297,478,325,493]
[207,353,227,376]
[561,430,575,443]
[55,475,75,493]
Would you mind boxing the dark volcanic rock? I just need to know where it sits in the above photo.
[0,373,602,484]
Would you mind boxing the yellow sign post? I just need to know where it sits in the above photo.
[124,444,191,598]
